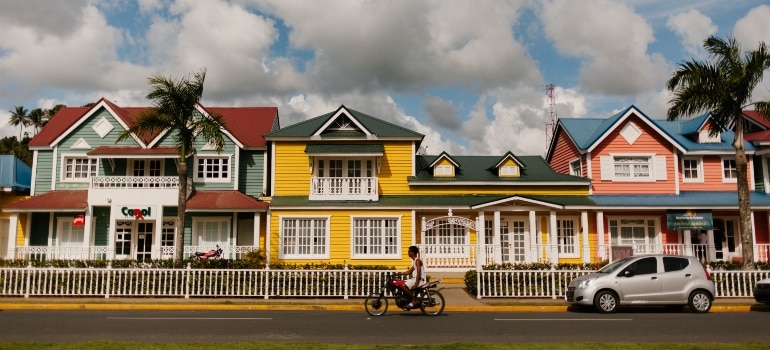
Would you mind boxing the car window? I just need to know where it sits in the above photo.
[623,257,657,275]
[663,256,690,272]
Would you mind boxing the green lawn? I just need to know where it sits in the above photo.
[1,342,768,350]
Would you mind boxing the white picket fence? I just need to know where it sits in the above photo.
[1,266,769,299]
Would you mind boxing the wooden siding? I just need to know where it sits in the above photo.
[33,151,53,195]
[407,185,588,196]
[237,150,265,196]
[590,116,676,194]
[549,129,582,175]
[373,142,413,194]
[269,209,414,268]
[679,155,745,191]
[1,195,29,247]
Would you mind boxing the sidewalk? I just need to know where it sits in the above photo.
[0,283,763,312]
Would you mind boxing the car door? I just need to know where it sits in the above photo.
[617,256,662,302]
[659,256,695,302]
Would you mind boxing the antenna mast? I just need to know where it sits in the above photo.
[544,84,557,152]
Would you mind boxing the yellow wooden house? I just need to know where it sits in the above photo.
[264,106,593,271]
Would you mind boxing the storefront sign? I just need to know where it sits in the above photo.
[666,210,713,230]
[121,206,152,219]
[73,214,85,226]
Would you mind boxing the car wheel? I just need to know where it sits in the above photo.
[593,290,619,313]
[688,290,712,313]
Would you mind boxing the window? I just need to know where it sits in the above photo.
[569,159,582,177]
[663,256,690,272]
[556,218,578,258]
[62,157,97,181]
[682,158,702,182]
[614,156,651,179]
[424,219,468,257]
[194,217,230,247]
[722,158,737,182]
[435,165,453,176]
[194,156,230,182]
[352,217,400,258]
[500,165,519,177]
[56,218,85,247]
[624,257,658,275]
[608,218,658,253]
[280,217,329,259]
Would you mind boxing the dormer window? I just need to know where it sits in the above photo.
[499,165,519,177]
[698,130,720,143]
[435,164,454,176]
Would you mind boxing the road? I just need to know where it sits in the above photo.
[1,309,768,344]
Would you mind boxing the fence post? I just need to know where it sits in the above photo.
[184,262,191,299]
[24,262,32,298]
[551,266,557,299]
[343,262,349,300]
[263,266,270,299]
[105,262,112,299]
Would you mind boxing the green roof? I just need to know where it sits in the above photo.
[269,194,594,208]
[411,155,589,184]
[305,144,384,154]
[265,105,424,139]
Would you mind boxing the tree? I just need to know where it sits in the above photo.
[8,106,29,140]
[28,108,45,135]
[667,35,770,268]
[117,68,226,264]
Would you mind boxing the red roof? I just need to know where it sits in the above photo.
[29,98,278,149]
[744,110,770,129]
[2,190,88,211]
[186,190,268,211]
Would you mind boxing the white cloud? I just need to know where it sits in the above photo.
[734,5,770,50]
[666,9,717,58]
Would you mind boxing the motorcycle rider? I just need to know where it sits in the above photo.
[396,245,426,309]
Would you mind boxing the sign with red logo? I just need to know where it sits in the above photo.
[73,214,85,226]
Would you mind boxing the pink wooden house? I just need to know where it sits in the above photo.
[547,105,770,263]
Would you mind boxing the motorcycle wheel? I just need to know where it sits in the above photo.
[364,293,388,316]
[419,290,445,316]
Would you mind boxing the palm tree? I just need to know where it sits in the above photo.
[28,108,45,135]
[667,35,770,268]
[117,68,226,264]
[8,106,29,140]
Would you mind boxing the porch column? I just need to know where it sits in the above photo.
[752,211,758,263]
[707,229,716,262]
[107,207,117,259]
[596,211,605,260]
[253,213,261,251]
[265,211,271,266]
[549,211,557,264]
[7,213,18,259]
[528,210,537,262]
[684,230,693,256]
[477,211,486,266]
[581,211,589,264]
[493,210,502,263]
[153,208,162,259]
[82,206,93,260]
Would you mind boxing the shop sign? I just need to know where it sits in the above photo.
[73,214,85,226]
[666,210,713,230]
[121,206,152,219]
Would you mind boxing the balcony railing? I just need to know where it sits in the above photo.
[310,177,378,200]
[91,176,179,189]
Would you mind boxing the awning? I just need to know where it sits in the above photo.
[304,144,384,156]
[186,191,268,212]
[2,190,88,212]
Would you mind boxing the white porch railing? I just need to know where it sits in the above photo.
[757,244,770,262]
[421,244,481,270]
[14,246,259,261]
[309,177,378,200]
[90,176,179,188]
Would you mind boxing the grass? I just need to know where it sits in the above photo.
[0,342,768,350]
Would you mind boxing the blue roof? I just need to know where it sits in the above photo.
[0,155,31,192]
[558,105,755,153]
[590,191,770,208]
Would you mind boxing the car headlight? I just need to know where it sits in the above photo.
[578,278,597,289]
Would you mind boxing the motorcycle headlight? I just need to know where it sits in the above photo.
[577,278,597,289]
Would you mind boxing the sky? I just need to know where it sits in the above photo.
[1,0,770,157]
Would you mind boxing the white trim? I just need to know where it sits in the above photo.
[278,215,331,259]
[349,215,402,259]
[606,216,662,247]
[313,107,371,137]
[191,216,231,246]
[193,154,233,183]
[555,215,580,259]
[721,156,738,183]
[60,154,98,183]
[569,158,582,177]
[587,107,687,154]
[681,156,703,183]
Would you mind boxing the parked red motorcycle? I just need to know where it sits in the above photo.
[190,245,223,260]
[364,274,445,316]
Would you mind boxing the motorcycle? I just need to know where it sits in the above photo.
[364,274,445,316]
[190,245,223,260]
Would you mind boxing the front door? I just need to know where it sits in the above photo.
[713,218,740,261]
[136,221,154,261]
[0,219,9,259]
[500,218,527,263]
[115,220,156,260]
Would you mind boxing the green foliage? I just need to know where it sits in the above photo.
[0,258,395,271]
[480,261,608,271]
[464,269,477,295]
[708,260,759,271]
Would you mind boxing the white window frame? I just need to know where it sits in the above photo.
[722,157,737,183]
[55,218,85,247]
[279,216,331,259]
[569,158,582,177]
[681,157,703,182]
[607,216,661,250]
[193,155,231,183]
[434,164,453,176]
[314,157,376,177]
[350,216,401,259]
[499,165,519,177]
[556,217,579,258]
[192,217,230,247]
[61,155,97,182]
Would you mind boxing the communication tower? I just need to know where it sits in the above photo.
[544,84,557,152]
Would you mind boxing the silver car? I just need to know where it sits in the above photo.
[565,254,715,313]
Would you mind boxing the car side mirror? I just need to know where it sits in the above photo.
[622,270,634,278]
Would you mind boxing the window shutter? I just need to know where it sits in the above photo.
[654,156,667,180]
[600,156,613,180]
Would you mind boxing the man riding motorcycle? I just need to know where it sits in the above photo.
[395,245,426,309]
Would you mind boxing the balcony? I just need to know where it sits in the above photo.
[310,177,378,201]
[88,176,188,206]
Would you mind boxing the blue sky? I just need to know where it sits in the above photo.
[1,0,769,157]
